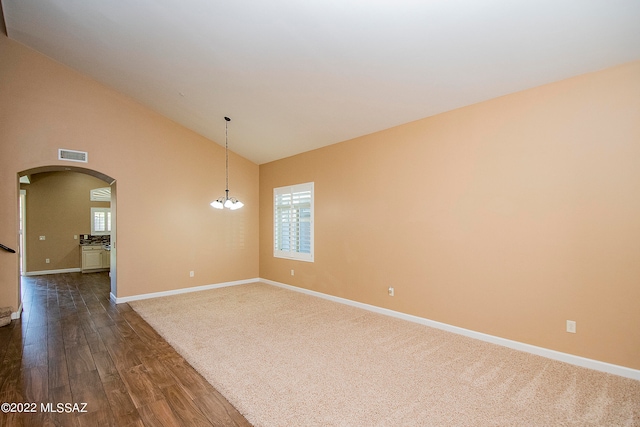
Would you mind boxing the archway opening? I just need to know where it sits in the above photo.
[18,165,117,300]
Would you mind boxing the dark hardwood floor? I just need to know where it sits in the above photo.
[0,272,252,427]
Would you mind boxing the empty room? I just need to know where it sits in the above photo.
[1,0,639,425]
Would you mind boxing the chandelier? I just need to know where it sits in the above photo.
[211,116,243,210]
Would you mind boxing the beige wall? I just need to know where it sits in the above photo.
[0,35,259,308]
[260,61,640,370]
[2,30,638,371]
[23,171,110,272]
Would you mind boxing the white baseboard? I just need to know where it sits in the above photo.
[114,278,261,304]
[11,301,23,320]
[24,268,82,276]
[260,278,640,381]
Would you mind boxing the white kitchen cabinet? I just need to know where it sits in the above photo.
[82,245,105,271]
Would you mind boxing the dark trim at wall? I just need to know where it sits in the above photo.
[0,1,7,37]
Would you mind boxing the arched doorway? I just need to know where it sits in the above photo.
[18,165,117,299]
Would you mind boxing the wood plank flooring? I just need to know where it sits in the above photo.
[0,272,252,427]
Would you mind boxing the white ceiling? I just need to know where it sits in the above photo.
[3,0,640,164]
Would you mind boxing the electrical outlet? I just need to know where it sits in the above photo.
[39,236,46,240]
[74,235,78,240]
[291,269,295,276]
[566,320,576,333]
[46,258,50,264]
[388,287,394,297]
[189,271,195,277]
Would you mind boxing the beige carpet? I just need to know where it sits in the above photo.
[129,283,640,426]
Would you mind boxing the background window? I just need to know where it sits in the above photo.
[274,182,314,262]
[91,207,111,235]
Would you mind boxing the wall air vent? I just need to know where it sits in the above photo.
[58,148,88,163]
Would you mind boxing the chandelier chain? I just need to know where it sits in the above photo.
[225,118,229,192]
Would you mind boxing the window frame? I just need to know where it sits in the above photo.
[273,182,314,262]
[91,207,111,235]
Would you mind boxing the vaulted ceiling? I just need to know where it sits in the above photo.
[3,0,640,164]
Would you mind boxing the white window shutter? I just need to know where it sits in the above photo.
[274,182,314,262]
